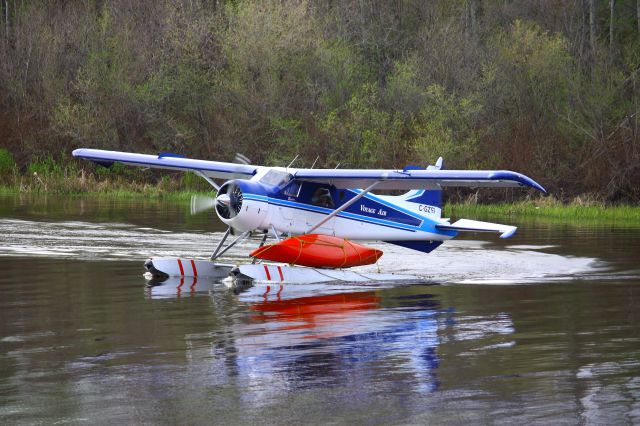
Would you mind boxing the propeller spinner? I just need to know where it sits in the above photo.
[215,183,243,219]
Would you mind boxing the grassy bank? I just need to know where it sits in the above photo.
[0,151,213,200]
[3,181,638,225]
[0,186,213,201]
[0,180,213,201]
[1,150,638,225]
[444,200,640,225]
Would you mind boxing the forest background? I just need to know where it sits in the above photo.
[0,0,639,203]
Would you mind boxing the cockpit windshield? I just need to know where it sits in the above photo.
[259,169,293,186]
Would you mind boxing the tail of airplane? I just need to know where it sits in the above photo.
[402,189,442,213]
[389,156,517,253]
[399,157,443,218]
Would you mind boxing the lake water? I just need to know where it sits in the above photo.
[1,195,639,424]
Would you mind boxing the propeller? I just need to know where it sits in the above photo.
[215,183,243,219]
[190,194,217,215]
[189,152,250,217]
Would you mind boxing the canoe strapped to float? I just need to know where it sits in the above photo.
[249,234,383,268]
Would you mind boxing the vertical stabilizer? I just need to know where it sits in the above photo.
[400,157,444,218]
[402,189,442,218]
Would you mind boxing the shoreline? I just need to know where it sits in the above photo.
[2,186,638,225]
[0,186,213,201]
[443,202,640,225]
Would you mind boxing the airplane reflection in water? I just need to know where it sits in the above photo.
[145,277,461,394]
[145,275,206,299]
[248,287,444,393]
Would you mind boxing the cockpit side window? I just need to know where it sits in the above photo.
[284,181,302,197]
[260,170,292,186]
[311,187,334,208]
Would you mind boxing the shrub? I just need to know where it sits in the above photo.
[0,149,16,176]
[27,155,63,176]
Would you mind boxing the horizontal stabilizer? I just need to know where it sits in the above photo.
[436,219,517,239]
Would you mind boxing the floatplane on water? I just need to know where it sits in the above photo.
[73,149,545,284]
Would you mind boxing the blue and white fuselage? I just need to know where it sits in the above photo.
[224,167,453,252]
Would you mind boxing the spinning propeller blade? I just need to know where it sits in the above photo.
[190,195,217,215]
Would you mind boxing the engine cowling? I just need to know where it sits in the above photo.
[215,180,269,232]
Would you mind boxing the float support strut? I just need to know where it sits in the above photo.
[212,230,250,261]
[211,228,231,260]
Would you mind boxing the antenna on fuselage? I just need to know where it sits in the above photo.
[287,155,299,169]
[234,153,251,165]
[334,162,341,169]
[310,156,319,169]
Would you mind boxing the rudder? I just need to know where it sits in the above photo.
[403,189,442,209]
[400,157,443,215]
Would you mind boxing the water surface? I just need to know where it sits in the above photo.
[1,195,639,424]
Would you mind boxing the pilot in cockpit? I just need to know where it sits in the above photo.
[312,187,334,208]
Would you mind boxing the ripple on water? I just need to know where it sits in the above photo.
[0,218,608,284]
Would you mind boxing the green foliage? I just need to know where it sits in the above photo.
[320,83,404,167]
[181,172,212,192]
[94,162,126,177]
[181,172,200,188]
[28,155,64,177]
[0,149,16,177]
[316,39,372,109]
[445,201,640,226]
[1,1,640,201]
[49,4,146,150]
[384,59,425,115]
[266,117,314,167]
[220,0,318,109]
[410,84,482,168]
[493,20,573,115]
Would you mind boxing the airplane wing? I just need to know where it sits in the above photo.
[294,168,546,192]
[72,148,257,181]
[73,149,545,192]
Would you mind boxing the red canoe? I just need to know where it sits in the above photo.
[250,234,383,268]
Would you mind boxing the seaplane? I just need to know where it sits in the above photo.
[72,148,546,284]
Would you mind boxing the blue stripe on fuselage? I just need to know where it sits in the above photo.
[243,192,452,235]
[244,194,416,231]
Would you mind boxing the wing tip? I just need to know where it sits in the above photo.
[526,180,547,194]
[524,177,547,194]
[491,171,546,193]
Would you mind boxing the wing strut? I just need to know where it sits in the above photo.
[194,171,220,190]
[306,181,380,234]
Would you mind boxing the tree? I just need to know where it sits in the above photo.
[590,0,597,54]
[610,0,616,52]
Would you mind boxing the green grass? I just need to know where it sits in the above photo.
[0,184,212,200]
[68,189,213,201]
[445,201,640,225]
[0,162,214,198]
[2,165,639,225]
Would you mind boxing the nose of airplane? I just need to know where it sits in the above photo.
[216,193,231,206]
